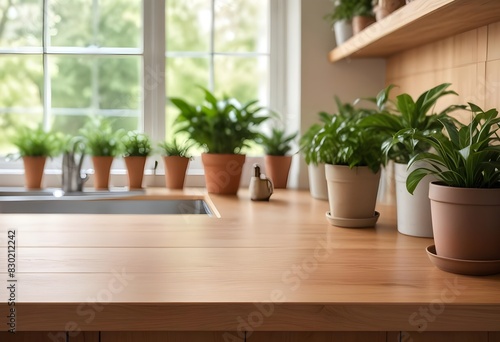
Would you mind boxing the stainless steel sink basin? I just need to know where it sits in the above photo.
[0,188,212,215]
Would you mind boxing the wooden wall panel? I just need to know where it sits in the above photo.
[489,332,500,342]
[70,332,100,342]
[386,20,500,124]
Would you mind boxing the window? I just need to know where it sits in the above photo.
[0,0,283,170]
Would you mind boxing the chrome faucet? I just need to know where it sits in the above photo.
[62,138,88,192]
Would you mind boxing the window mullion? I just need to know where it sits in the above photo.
[143,0,165,141]
[42,0,51,132]
[209,0,215,92]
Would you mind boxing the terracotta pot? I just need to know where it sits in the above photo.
[264,155,292,189]
[374,0,405,21]
[163,156,190,189]
[308,163,328,200]
[92,156,114,190]
[22,156,47,189]
[325,165,381,219]
[201,153,245,195]
[124,156,147,190]
[429,182,500,261]
[394,162,434,237]
[352,16,376,34]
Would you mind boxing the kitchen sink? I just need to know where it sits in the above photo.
[0,188,212,215]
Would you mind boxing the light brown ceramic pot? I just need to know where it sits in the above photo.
[124,156,147,189]
[22,156,47,189]
[352,16,376,34]
[325,165,381,219]
[92,156,114,190]
[163,156,190,189]
[201,153,245,195]
[264,155,292,189]
[374,0,405,21]
[429,182,500,261]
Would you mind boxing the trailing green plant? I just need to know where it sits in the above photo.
[258,127,297,156]
[122,131,152,157]
[10,124,63,157]
[310,101,385,173]
[406,103,500,194]
[171,87,268,154]
[324,0,356,27]
[359,83,465,164]
[79,116,124,157]
[158,139,192,158]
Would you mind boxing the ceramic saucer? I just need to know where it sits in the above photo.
[325,211,380,228]
[426,245,500,276]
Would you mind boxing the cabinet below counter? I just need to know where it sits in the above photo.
[0,188,499,340]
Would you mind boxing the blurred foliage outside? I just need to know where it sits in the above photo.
[0,0,270,157]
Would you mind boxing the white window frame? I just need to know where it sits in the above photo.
[0,0,288,188]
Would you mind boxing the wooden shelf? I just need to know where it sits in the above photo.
[329,0,500,62]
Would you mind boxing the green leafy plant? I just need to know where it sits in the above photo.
[310,100,385,173]
[406,103,500,194]
[359,83,465,164]
[122,131,152,157]
[353,0,373,17]
[171,87,268,154]
[258,127,297,156]
[299,112,333,165]
[79,116,124,157]
[10,124,63,157]
[158,139,192,158]
[324,0,356,27]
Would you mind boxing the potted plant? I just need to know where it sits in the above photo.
[407,103,500,272]
[300,110,341,200]
[171,87,268,195]
[311,102,385,227]
[372,0,405,21]
[352,0,375,34]
[258,127,297,189]
[360,83,464,237]
[10,125,62,189]
[324,0,356,45]
[122,131,152,189]
[158,139,192,190]
[80,117,124,190]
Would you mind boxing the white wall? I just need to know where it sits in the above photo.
[288,0,386,189]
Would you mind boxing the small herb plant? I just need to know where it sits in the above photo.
[300,111,335,166]
[171,87,268,154]
[258,127,297,156]
[79,116,124,157]
[10,124,63,157]
[360,83,464,164]
[122,131,152,157]
[324,0,356,27]
[311,101,385,173]
[158,139,192,158]
[406,103,500,194]
[353,0,373,17]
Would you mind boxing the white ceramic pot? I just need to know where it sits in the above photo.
[394,162,434,237]
[325,164,381,219]
[333,20,353,46]
[308,163,328,200]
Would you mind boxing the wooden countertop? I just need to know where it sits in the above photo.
[1,188,499,332]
